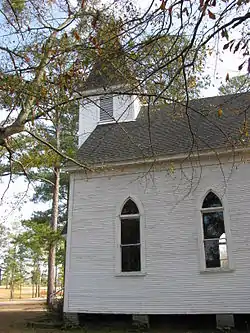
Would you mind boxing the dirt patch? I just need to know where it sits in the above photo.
[0,301,62,333]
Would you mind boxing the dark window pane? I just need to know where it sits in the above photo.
[204,239,220,268]
[121,199,139,215]
[202,192,222,208]
[121,245,141,272]
[121,218,140,244]
[203,211,224,239]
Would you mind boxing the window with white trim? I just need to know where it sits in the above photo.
[120,199,141,272]
[201,192,229,269]
[100,95,113,122]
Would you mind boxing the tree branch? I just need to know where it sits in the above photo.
[25,130,92,172]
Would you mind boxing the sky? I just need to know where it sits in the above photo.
[0,176,49,231]
[0,0,247,229]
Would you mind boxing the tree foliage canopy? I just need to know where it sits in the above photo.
[0,0,249,180]
[219,74,250,95]
[0,0,249,303]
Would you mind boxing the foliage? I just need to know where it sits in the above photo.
[2,244,26,298]
[0,0,249,154]
[218,75,250,95]
[2,213,64,298]
[17,215,59,253]
[0,224,9,286]
[133,35,210,103]
[0,223,9,259]
[0,0,249,304]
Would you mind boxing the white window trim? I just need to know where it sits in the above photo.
[197,189,234,273]
[97,119,115,125]
[115,195,146,277]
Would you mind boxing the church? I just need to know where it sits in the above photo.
[63,58,250,327]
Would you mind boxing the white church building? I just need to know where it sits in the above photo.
[63,58,250,327]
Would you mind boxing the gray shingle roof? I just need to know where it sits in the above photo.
[77,93,250,165]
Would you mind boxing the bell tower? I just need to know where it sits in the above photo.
[78,55,140,147]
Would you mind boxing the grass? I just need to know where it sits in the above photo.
[0,285,47,300]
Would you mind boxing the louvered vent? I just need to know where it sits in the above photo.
[100,96,113,122]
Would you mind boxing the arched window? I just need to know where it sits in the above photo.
[120,199,141,272]
[201,192,228,269]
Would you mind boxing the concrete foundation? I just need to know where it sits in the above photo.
[216,314,235,329]
[63,312,79,327]
[132,314,149,328]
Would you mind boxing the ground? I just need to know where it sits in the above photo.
[0,301,47,333]
[0,286,76,332]
[0,301,86,333]
[0,301,142,333]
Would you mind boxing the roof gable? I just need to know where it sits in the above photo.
[84,49,135,91]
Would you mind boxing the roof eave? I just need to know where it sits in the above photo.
[77,83,133,97]
[64,146,250,173]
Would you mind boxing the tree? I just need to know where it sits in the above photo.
[14,213,62,298]
[218,74,250,95]
[0,0,249,308]
[2,244,26,299]
[133,35,210,103]
[0,224,8,261]
[0,24,79,304]
[0,0,249,152]
[1,214,62,299]
[24,99,77,305]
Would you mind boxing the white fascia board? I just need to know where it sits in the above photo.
[64,146,250,173]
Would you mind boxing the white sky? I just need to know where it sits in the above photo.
[0,176,49,230]
[0,0,247,227]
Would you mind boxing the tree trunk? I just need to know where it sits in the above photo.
[10,282,14,300]
[19,284,22,299]
[47,110,61,306]
[47,167,60,306]
[38,264,41,297]
[55,260,58,292]
[10,267,14,300]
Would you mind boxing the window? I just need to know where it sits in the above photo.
[100,95,113,122]
[201,192,229,269]
[120,199,141,272]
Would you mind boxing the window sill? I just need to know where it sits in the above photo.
[200,267,234,274]
[98,120,115,125]
[115,272,146,277]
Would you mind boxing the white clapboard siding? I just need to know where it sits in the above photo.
[64,160,250,314]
